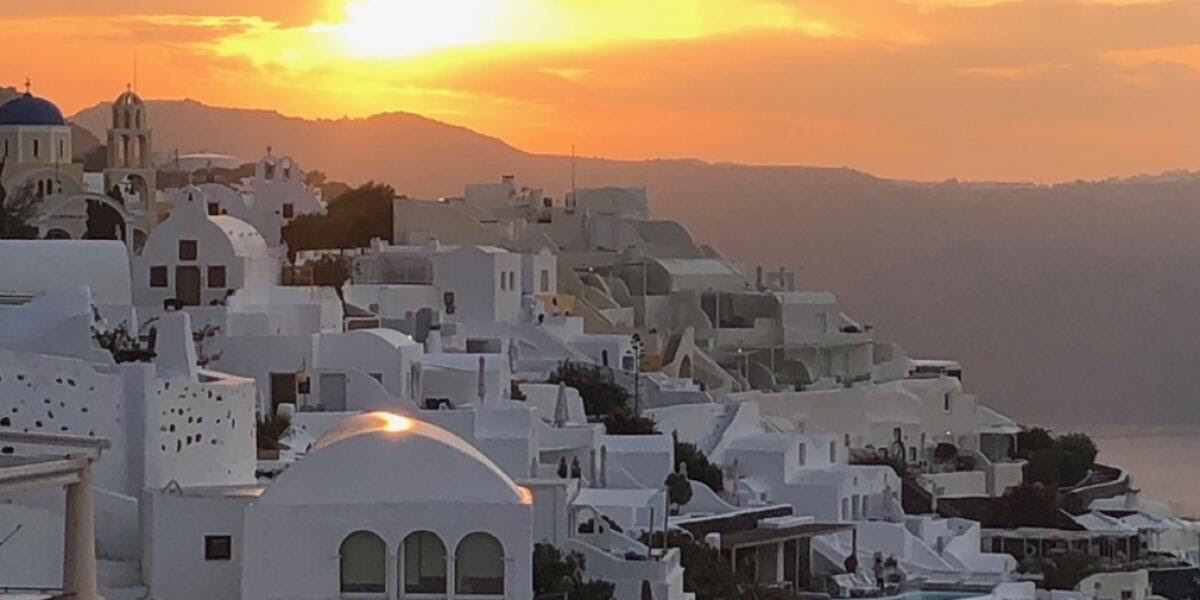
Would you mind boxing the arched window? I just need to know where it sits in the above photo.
[455,533,504,595]
[32,138,39,158]
[340,530,386,594]
[402,531,446,595]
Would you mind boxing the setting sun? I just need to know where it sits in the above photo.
[325,0,507,58]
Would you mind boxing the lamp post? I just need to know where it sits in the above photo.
[631,333,643,416]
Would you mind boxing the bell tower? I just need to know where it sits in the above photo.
[104,85,156,210]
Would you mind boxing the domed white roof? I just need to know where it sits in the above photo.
[258,412,531,506]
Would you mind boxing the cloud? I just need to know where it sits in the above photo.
[2,0,1198,181]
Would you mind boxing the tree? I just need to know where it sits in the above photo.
[1018,427,1056,455]
[256,411,292,452]
[532,543,614,600]
[642,530,771,600]
[994,482,1060,528]
[281,181,395,254]
[934,442,959,462]
[600,405,658,435]
[548,362,660,435]
[308,254,354,302]
[90,306,155,363]
[674,433,724,492]
[666,472,693,507]
[549,362,629,417]
[1041,552,1102,590]
[1018,428,1099,487]
[1,181,40,239]
[1055,432,1098,485]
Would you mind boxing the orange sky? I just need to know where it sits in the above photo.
[3,0,1199,182]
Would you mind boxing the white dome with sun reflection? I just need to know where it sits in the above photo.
[257,412,531,506]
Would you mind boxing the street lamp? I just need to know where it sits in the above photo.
[631,333,643,415]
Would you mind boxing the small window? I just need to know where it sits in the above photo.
[943,393,952,413]
[204,535,232,561]
[58,140,64,160]
[499,272,506,291]
[179,240,198,261]
[369,373,383,383]
[207,202,220,216]
[798,442,806,466]
[540,269,550,293]
[282,203,294,219]
[150,266,168,288]
[32,139,39,158]
[207,266,226,288]
[829,441,837,463]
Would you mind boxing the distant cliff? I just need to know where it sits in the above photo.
[70,98,1200,429]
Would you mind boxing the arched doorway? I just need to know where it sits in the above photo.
[44,228,71,240]
[84,198,125,240]
[455,532,504,595]
[678,355,693,380]
[37,192,137,251]
[401,531,447,596]
[339,530,386,594]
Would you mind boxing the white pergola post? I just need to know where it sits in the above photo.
[62,458,99,600]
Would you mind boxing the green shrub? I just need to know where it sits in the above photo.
[666,472,693,506]
[674,434,725,492]
[533,543,614,600]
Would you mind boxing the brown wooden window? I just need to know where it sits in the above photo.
[207,266,226,288]
[149,266,168,288]
[179,240,198,261]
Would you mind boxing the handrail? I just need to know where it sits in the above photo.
[0,430,112,451]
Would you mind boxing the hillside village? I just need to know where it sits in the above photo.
[1,89,1197,600]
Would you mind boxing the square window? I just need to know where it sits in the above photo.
[207,266,227,288]
[207,202,220,216]
[204,535,232,561]
[149,266,168,288]
[282,203,294,219]
[179,240,198,261]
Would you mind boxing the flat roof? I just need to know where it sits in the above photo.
[718,523,852,549]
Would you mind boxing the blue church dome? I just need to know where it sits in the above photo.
[0,93,66,126]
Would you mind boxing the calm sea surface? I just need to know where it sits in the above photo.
[1084,426,1200,518]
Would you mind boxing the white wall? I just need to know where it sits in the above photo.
[143,375,257,489]
[242,500,532,600]
[142,490,252,600]
[0,349,130,492]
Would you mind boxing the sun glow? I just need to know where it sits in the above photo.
[372,412,414,433]
[326,0,508,58]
